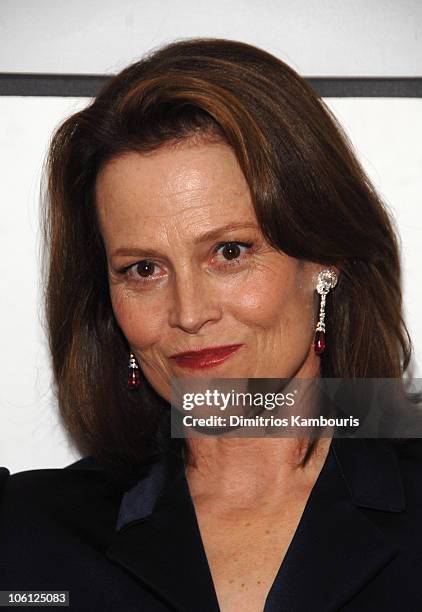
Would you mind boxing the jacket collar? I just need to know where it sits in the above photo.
[265,438,405,611]
[106,438,405,612]
[107,449,220,611]
[331,437,405,511]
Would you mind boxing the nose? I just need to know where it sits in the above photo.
[168,267,222,334]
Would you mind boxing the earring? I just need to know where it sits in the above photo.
[127,352,141,390]
[314,268,338,355]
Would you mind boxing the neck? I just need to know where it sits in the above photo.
[184,436,332,508]
[182,357,327,506]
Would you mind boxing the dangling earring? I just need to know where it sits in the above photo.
[127,351,141,390]
[314,268,338,355]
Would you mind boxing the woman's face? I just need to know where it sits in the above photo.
[95,139,322,402]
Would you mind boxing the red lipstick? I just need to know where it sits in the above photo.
[169,344,244,369]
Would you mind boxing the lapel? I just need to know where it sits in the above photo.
[105,438,405,612]
[265,437,405,611]
[106,451,220,612]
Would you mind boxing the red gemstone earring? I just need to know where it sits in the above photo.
[127,352,141,390]
[314,269,338,355]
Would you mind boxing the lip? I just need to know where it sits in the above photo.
[169,344,244,369]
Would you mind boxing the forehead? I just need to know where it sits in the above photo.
[95,141,256,232]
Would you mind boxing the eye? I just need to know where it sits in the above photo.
[121,260,163,283]
[134,261,156,277]
[117,241,254,285]
[220,243,242,260]
[213,241,253,267]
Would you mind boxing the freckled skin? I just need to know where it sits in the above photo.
[95,141,323,402]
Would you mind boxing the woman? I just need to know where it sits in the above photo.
[1,38,422,611]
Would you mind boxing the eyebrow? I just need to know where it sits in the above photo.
[111,222,259,258]
[193,221,259,245]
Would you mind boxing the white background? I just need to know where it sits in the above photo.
[1,0,421,76]
[1,2,421,474]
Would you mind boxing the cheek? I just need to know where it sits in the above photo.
[230,264,315,331]
[110,288,164,349]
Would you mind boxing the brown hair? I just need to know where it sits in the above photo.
[42,38,412,484]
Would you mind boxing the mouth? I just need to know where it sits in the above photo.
[169,344,244,369]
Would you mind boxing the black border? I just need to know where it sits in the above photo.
[0,73,421,97]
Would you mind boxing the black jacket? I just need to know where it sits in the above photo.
[1,438,422,611]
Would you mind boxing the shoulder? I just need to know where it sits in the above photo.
[0,460,163,606]
[0,457,125,543]
[1,456,106,501]
[0,466,9,489]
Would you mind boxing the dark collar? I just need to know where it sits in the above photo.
[105,438,405,611]
[116,438,405,532]
[331,437,405,512]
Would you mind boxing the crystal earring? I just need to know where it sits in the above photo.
[314,269,338,355]
[127,352,141,390]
